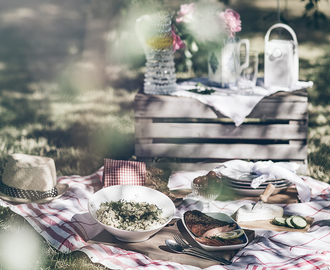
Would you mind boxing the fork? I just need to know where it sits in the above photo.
[173,235,232,265]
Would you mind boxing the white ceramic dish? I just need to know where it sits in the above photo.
[219,167,255,181]
[225,177,289,186]
[230,186,289,196]
[220,167,288,184]
[182,212,248,251]
[88,185,175,242]
[226,181,291,190]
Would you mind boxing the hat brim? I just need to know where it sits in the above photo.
[0,183,69,204]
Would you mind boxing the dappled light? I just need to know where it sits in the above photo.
[0,227,41,270]
[0,0,330,268]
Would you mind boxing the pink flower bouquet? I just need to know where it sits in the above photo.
[219,9,242,38]
[173,3,242,47]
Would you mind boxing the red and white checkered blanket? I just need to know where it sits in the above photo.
[1,167,330,270]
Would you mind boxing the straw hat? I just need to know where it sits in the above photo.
[0,154,69,203]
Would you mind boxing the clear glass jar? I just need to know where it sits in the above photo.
[191,177,223,202]
[136,11,177,95]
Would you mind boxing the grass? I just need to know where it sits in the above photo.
[0,0,330,269]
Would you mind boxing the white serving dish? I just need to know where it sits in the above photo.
[230,186,289,196]
[220,168,288,184]
[219,167,255,181]
[226,181,291,189]
[88,185,175,242]
[225,177,290,186]
[182,212,248,251]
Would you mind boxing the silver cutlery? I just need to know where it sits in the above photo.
[165,239,230,264]
[173,235,232,265]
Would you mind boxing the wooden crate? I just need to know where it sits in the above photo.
[134,88,308,174]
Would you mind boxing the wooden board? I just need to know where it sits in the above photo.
[88,219,255,268]
[171,187,300,206]
[135,143,307,160]
[237,216,314,233]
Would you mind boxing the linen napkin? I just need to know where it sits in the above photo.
[167,170,209,190]
[171,78,313,126]
[102,159,146,187]
[167,160,311,202]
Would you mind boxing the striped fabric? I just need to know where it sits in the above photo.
[1,168,330,269]
[102,159,146,187]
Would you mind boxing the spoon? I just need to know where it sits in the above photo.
[165,239,231,265]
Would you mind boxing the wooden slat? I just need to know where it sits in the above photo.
[134,93,219,118]
[135,143,307,160]
[135,122,307,140]
[147,161,308,175]
[139,159,308,175]
[134,89,308,120]
[247,100,307,119]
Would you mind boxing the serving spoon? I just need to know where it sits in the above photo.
[165,239,231,265]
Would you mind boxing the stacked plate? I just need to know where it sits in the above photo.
[219,167,292,196]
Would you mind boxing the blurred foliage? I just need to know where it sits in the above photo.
[90,0,329,75]
[306,50,330,106]
[0,0,329,269]
[301,0,327,28]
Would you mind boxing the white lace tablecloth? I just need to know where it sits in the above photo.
[171,78,313,126]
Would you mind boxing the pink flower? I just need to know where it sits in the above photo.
[176,3,196,23]
[219,9,242,38]
[172,26,185,51]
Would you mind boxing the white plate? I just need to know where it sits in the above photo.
[225,177,289,186]
[220,168,255,181]
[230,186,289,196]
[220,168,288,184]
[226,181,292,190]
[182,212,248,251]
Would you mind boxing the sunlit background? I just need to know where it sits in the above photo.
[0,228,41,269]
[0,0,330,268]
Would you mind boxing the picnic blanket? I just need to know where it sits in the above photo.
[1,167,330,269]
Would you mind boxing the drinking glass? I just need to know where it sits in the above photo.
[191,172,223,210]
[237,50,259,90]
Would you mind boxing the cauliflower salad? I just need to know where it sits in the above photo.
[96,199,167,231]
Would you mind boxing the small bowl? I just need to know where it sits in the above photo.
[88,185,175,242]
[191,181,223,202]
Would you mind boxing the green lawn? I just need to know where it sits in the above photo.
[0,0,330,269]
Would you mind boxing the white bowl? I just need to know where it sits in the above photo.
[88,185,175,242]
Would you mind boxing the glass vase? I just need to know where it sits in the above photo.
[136,11,177,95]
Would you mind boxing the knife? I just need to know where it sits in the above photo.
[252,183,276,211]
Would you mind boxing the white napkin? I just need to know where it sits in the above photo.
[171,78,313,126]
[167,170,208,190]
[214,160,311,203]
[167,159,311,202]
